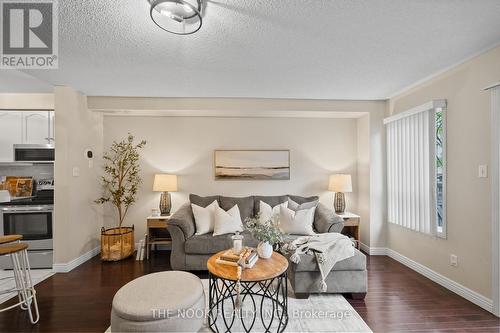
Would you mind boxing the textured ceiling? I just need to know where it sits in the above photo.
[0,70,53,93]
[14,0,500,99]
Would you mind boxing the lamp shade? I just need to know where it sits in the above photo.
[153,174,178,192]
[329,174,352,193]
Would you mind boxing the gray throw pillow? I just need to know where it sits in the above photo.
[219,196,254,222]
[189,194,220,208]
[288,198,319,211]
[287,195,319,204]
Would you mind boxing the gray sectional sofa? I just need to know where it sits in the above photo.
[167,194,367,299]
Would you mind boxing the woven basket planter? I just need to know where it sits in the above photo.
[101,226,134,261]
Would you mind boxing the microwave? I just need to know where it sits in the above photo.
[14,144,54,163]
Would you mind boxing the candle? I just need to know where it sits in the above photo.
[232,232,244,255]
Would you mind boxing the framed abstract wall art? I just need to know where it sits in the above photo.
[214,150,290,180]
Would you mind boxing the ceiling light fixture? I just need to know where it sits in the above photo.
[148,0,202,35]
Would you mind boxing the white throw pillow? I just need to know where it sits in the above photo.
[213,204,243,236]
[279,206,316,235]
[192,200,219,235]
[259,200,288,224]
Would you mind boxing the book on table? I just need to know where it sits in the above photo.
[217,247,259,268]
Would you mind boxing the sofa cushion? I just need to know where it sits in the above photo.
[314,203,344,233]
[185,230,259,254]
[288,195,319,204]
[289,248,366,272]
[189,194,220,208]
[219,196,254,221]
[253,195,288,216]
[288,198,319,211]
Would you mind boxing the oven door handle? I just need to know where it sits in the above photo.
[1,208,53,213]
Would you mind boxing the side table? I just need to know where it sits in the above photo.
[145,216,171,260]
[338,212,360,249]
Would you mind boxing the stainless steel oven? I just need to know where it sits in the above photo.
[0,205,53,268]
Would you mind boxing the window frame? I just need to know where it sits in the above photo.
[385,100,447,238]
[435,107,447,239]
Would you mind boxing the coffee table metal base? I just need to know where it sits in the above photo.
[208,272,288,333]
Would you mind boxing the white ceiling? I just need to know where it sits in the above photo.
[11,0,500,99]
[0,70,53,93]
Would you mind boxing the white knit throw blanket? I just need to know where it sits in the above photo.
[285,233,355,292]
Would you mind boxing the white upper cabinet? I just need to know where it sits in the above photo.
[0,111,54,162]
[0,112,23,162]
[22,111,54,145]
[24,112,49,144]
[49,111,54,143]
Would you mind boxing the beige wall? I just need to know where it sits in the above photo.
[0,93,54,110]
[387,45,500,298]
[54,87,103,264]
[357,115,370,247]
[102,116,360,240]
[369,108,387,248]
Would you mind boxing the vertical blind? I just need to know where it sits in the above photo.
[385,103,439,235]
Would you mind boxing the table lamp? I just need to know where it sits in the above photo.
[329,174,352,213]
[153,174,177,216]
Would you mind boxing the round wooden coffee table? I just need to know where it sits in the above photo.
[207,251,289,333]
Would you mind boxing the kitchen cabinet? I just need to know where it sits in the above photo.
[24,112,48,144]
[49,112,54,142]
[0,111,54,162]
[0,112,23,162]
[23,111,54,144]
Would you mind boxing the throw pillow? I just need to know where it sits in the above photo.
[279,206,316,235]
[189,194,219,207]
[213,204,243,236]
[259,200,288,224]
[287,198,319,211]
[192,200,219,235]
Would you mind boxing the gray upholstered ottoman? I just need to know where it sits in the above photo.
[111,271,205,332]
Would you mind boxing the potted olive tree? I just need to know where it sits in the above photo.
[96,134,146,261]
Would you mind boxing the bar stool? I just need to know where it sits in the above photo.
[0,235,22,245]
[0,238,40,324]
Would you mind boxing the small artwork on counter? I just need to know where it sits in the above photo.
[214,150,290,180]
[3,176,33,197]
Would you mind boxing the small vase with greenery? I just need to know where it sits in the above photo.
[245,214,285,259]
[95,134,146,261]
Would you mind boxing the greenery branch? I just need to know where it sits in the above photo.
[244,214,285,246]
[95,134,146,228]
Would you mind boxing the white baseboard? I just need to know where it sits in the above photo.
[385,248,493,313]
[360,243,387,255]
[53,246,100,273]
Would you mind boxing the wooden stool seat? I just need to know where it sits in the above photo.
[0,243,29,256]
[0,235,22,245]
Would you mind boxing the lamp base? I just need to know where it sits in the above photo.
[334,192,345,213]
[160,192,171,216]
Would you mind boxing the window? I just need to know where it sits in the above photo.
[435,108,446,235]
[385,100,446,237]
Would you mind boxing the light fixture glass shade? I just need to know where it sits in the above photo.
[329,174,352,193]
[149,0,202,35]
[153,174,178,192]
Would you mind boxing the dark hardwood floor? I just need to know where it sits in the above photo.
[0,252,498,332]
